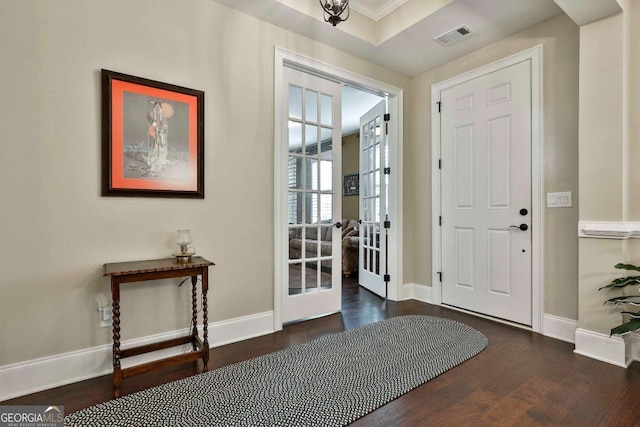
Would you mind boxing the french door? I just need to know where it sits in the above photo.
[281,67,342,323]
[440,60,532,325]
[358,101,387,298]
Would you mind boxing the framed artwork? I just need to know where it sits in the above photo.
[101,69,205,198]
[343,173,359,196]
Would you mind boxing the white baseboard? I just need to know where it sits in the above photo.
[542,314,577,343]
[0,311,274,401]
[400,283,433,303]
[626,332,640,363]
[574,328,631,368]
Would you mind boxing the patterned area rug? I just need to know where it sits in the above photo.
[65,316,487,427]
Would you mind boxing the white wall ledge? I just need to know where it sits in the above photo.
[578,221,640,239]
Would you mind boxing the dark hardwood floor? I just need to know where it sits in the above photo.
[4,277,640,426]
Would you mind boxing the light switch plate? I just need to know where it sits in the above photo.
[547,191,572,208]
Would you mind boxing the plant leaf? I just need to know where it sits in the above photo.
[599,276,640,290]
[615,263,640,272]
[620,311,640,318]
[610,318,640,336]
[604,295,640,305]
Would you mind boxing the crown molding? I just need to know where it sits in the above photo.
[350,0,408,21]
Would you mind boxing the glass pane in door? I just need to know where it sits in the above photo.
[360,111,381,277]
[289,262,303,295]
[287,82,336,296]
[289,86,302,120]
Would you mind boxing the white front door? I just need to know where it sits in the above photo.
[282,67,342,323]
[358,101,387,298]
[440,60,532,325]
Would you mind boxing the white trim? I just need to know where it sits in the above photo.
[629,332,640,363]
[350,0,408,22]
[402,286,576,345]
[399,283,433,303]
[430,44,544,333]
[274,48,285,332]
[0,311,274,401]
[274,46,404,329]
[574,328,631,368]
[542,314,577,343]
[276,47,402,96]
[578,221,640,239]
[442,304,535,332]
[430,83,442,306]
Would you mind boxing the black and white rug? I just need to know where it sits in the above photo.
[65,315,487,427]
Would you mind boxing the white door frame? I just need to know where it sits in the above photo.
[431,44,544,333]
[274,46,404,331]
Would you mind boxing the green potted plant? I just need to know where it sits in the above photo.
[600,263,640,336]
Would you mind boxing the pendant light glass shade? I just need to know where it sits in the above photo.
[319,0,350,26]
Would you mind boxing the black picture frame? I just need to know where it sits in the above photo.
[343,173,359,196]
[101,69,205,198]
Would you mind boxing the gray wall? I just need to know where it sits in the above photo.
[404,13,580,320]
[0,0,408,366]
[1,1,595,370]
[342,134,360,220]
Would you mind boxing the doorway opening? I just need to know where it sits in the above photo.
[274,47,404,330]
[339,86,385,283]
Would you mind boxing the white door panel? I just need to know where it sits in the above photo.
[359,101,387,298]
[282,67,342,323]
[441,60,532,325]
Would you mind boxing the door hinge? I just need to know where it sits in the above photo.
[438,159,442,169]
[437,101,441,113]
[439,216,442,226]
[437,271,442,282]
[384,274,391,282]
[384,167,391,175]
[384,220,391,229]
[384,113,391,121]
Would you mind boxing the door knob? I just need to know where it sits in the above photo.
[510,224,528,231]
[334,221,343,228]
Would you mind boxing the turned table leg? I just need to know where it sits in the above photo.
[111,279,122,398]
[191,276,198,351]
[202,268,209,371]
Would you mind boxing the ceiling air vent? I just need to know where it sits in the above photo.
[434,25,474,46]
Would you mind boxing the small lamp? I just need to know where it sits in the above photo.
[175,229,195,263]
[319,0,350,26]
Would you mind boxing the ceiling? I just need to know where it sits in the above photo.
[212,0,621,138]
[212,0,566,78]
[342,86,384,136]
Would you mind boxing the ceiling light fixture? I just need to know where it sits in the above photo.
[320,0,350,27]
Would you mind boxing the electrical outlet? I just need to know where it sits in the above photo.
[98,304,112,328]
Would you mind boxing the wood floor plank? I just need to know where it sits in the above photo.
[3,277,640,426]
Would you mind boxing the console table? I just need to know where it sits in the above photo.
[103,256,214,398]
